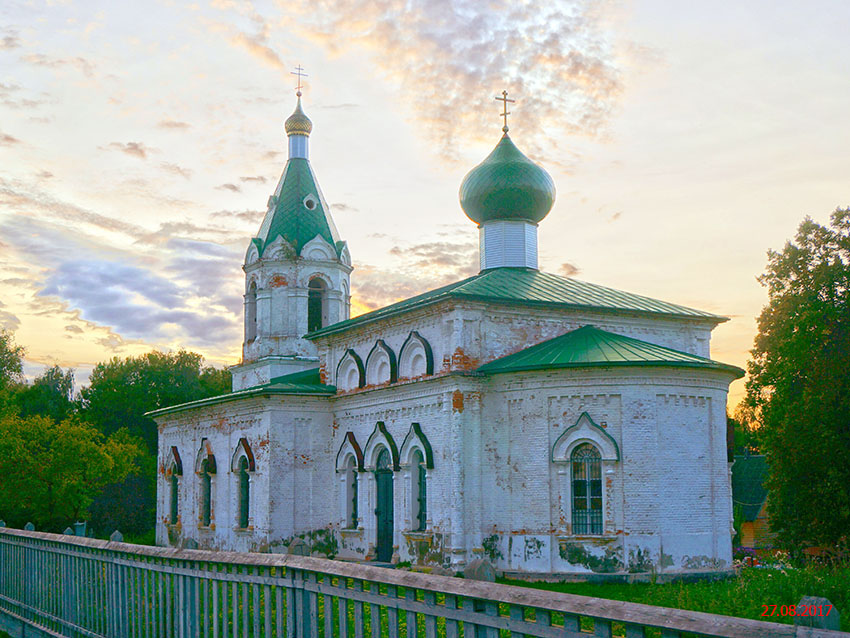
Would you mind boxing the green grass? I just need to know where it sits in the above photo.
[501,564,850,632]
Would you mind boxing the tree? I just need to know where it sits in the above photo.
[0,414,142,531]
[78,351,231,537]
[0,329,24,389]
[742,208,850,550]
[79,350,230,454]
[16,365,75,423]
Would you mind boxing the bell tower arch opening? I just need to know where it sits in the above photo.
[245,280,258,343]
[307,277,328,333]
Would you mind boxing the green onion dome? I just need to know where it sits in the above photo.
[284,96,313,137]
[459,133,555,225]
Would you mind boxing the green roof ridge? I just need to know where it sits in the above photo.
[477,325,744,377]
[146,367,335,418]
[307,267,726,339]
[256,158,341,257]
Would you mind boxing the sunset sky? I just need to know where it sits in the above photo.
[1,0,848,407]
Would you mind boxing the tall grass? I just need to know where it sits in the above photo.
[502,564,850,631]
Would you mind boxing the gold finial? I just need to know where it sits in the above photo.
[291,65,308,97]
[495,90,515,133]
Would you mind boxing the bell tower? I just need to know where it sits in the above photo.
[230,82,352,391]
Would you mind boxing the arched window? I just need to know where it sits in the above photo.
[200,458,213,527]
[346,456,358,529]
[169,467,179,525]
[411,449,427,532]
[246,281,257,342]
[307,278,327,332]
[571,443,602,535]
[238,456,250,529]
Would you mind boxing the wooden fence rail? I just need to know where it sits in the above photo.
[0,527,845,638]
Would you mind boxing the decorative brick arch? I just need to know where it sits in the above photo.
[335,432,364,472]
[363,421,400,471]
[398,331,433,379]
[230,437,256,472]
[167,446,183,476]
[336,349,365,391]
[399,423,434,469]
[194,438,217,474]
[552,412,620,463]
[365,340,397,385]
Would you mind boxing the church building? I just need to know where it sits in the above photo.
[152,89,743,577]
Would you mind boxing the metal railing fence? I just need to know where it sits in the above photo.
[0,527,845,638]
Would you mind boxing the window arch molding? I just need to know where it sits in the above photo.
[335,432,364,473]
[365,340,397,386]
[167,446,183,476]
[398,331,433,379]
[336,349,365,391]
[552,412,620,463]
[399,423,434,469]
[363,421,400,471]
[194,439,217,475]
[230,437,256,472]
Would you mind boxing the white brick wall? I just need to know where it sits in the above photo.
[155,303,735,576]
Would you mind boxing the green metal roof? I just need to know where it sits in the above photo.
[477,325,745,377]
[732,455,769,521]
[146,368,335,418]
[307,267,726,339]
[459,133,556,224]
[255,158,341,257]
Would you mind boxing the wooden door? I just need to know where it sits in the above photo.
[375,449,393,562]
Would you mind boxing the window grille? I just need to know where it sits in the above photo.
[416,461,427,532]
[169,471,179,524]
[238,456,250,529]
[200,459,212,527]
[571,443,602,535]
[349,464,358,529]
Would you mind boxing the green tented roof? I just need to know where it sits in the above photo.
[477,325,745,377]
[307,267,726,339]
[255,158,341,257]
[146,368,335,418]
[732,455,769,521]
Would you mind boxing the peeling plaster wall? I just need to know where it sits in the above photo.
[479,368,734,574]
[154,395,332,553]
[157,296,734,576]
[315,300,717,390]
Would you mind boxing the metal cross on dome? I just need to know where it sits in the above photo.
[495,90,515,133]
[291,65,308,96]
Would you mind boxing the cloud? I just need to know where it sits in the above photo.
[230,30,285,68]
[331,202,358,213]
[209,209,263,224]
[1,31,20,51]
[280,0,623,160]
[239,175,267,183]
[352,237,478,310]
[161,162,193,179]
[0,178,148,239]
[157,119,191,130]
[21,53,95,78]
[104,142,152,159]
[320,103,358,110]
[64,325,84,334]
[40,259,239,345]
[216,183,242,193]
[0,132,20,146]
[0,302,20,331]
[559,262,581,277]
